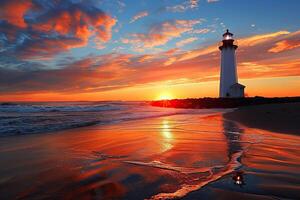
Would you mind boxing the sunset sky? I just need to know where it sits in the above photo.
[0,0,300,101]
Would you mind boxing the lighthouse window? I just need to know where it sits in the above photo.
[225,35,231,40]
[224,35,232,40]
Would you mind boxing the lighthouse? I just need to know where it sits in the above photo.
[219,29,245,98]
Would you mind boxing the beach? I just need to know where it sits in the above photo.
[0,103,300,199]
[223,102,300,135]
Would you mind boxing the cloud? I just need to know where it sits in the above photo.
[0,0,116,59]
[1,29,300,97]
[190,28,210,34]
[269,40,300,53]
[0,0,32,28]
[122,19,203,49]
[268,31,300,53]
[166,5,186,13]
[207,0,219,3]
[166,0,199,12]
[0,53,134,94]
[190,0,199,8]
[31,2,116,42]
[238,31,290,46]
[176,37,198,47]
[15,36,87,60]
[163,48,180,55]
[130,11,148,23]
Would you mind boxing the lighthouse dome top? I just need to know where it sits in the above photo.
[223,29,234,40]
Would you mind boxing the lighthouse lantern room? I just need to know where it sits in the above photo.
[219,29,245,98]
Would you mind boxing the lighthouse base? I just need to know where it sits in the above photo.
[223,83,245,98]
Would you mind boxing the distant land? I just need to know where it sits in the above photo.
[150,97,300,109]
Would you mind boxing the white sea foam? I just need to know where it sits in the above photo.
[147,151,243,200]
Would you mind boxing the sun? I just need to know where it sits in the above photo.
[157,93,174,100]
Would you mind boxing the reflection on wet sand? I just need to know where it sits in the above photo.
[150,115,248,199]
[0,113,300,199]
[232,171,245,187]
[222,117,244,162]
[221,117,247,187]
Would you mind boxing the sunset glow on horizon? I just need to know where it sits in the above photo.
[156,92,174,100]
[1,0,300,101]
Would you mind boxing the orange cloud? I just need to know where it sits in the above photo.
[238,31,290,46]
[32,6,116,44]
[122,19,202,49]
[136,55,155,63]
[268,40,300,53]
[0,0,32,28]
[163,48,180,55]
[0,0,116,59]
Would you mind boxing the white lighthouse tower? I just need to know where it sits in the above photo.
[219,29,245,98]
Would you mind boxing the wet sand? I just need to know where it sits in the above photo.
[0,112,300,199]
[223,103,300,135]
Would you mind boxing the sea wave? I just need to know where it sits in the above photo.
[0,103,120,113]
[0,101,230,136]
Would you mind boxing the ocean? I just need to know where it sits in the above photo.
[0,101,223,136]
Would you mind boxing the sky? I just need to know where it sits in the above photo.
[0,0,300,101]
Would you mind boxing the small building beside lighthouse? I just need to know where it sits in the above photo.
[219,29,245,98]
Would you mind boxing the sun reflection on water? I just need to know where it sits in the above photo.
[160,119,173,152]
